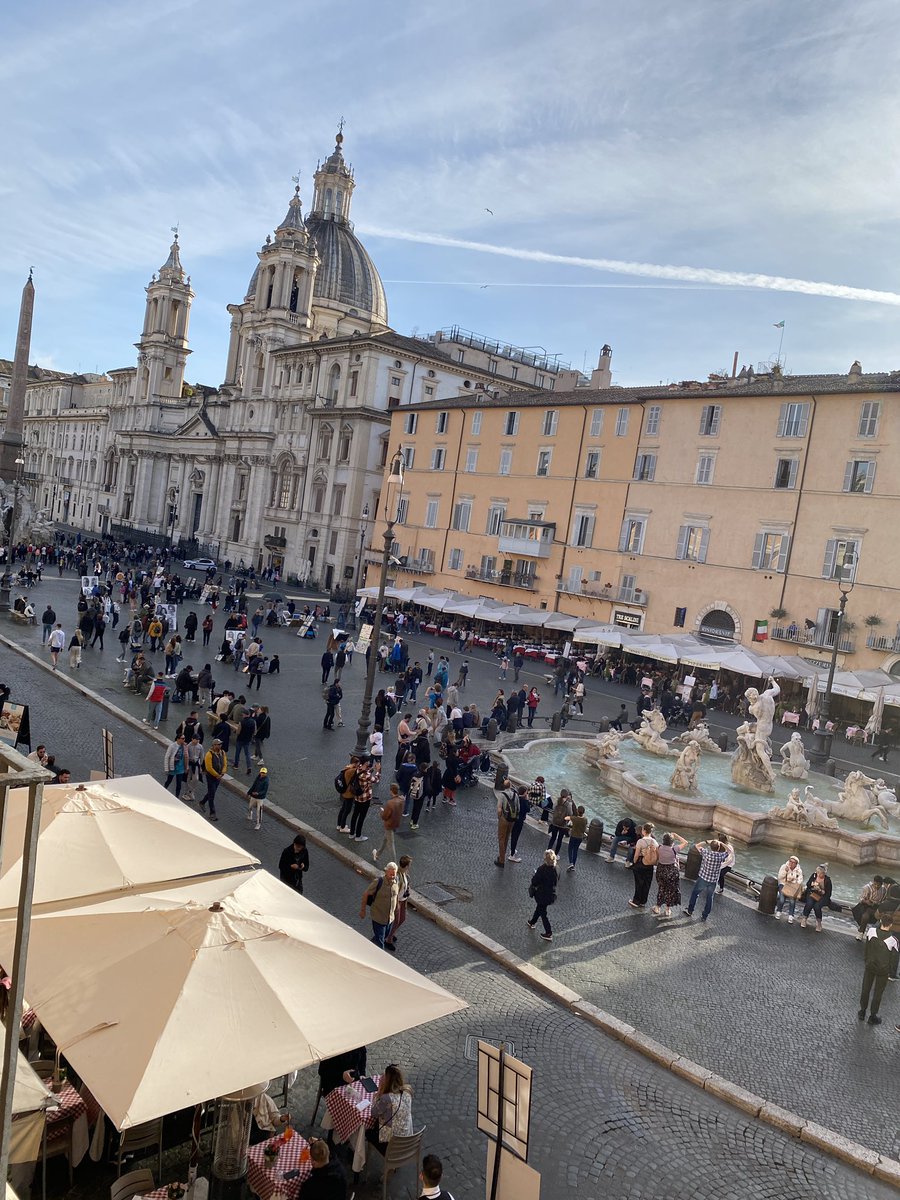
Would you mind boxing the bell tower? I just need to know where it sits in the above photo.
[135,233,193,407]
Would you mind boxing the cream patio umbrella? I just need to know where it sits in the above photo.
[0,870,466,1131]
[571,624,623,647]
[0,777,259,914]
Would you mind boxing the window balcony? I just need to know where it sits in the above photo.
[866,632,900,653]
[497,519,555,559]
[554,580,648,604]
[397,557,435,575]
[615,584,648,606]
[466,567,539,591]
[771,625,855,654]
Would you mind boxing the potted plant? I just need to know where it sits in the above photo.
[865,614,883,627]
[769,607,788,620]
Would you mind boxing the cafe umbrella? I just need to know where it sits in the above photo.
[0,869,467,1131]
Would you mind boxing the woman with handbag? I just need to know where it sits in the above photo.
[527,850,560,942]
[775,855,804,923]
[800,863,833,931]
[366,1064,414,1155]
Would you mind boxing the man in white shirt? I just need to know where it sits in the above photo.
[419,1153,454,1199]
[48,624,66,669]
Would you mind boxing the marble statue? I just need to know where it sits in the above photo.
[732,678,780,793]
[29,506,54,545]
[822,771,890,830]
[873,779,900,815]
[674,722,723,754]
[622,707,674,757]
[768,787,839,830]
[670,741,701,792]
[0,480,34,548]
[800,787,841,830]
[779,732,811,779]
[595,730,624,759]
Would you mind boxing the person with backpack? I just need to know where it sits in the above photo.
[201,738,227,821]
[495,783,519,867]
[323,680,342,730]
[359,863,399,950]
[628,823,659,909]
[233,710,257,774]
[246,765,269,831]
[507,786,531,862]
[407,764,427,829]
[527,850,559,941]
[335,756,363,833]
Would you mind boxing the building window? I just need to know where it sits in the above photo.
[822,537,858,581]
[465,448,479,473]
[858,401,880,437]
[699,404,721,436]
[695,454,715,485]
[318,426,333,459]
[774,458,798,489]
[676,525,709,562]
[536,449,552,477]
[424,385,434,397]
[487,505,506,535]
[633,453,656,481]
[396,497,409,525]
[451,501,471,532]
[456,349,465,363]
[430,447,446,471]
[403,412,418,435]
[327,363,341,401]
[435,412,448,434]
[510,366,518,381]
[618,516,646,554]
[590,409,603,438]
[329,530,339,554]
[542,409,558,436]
[777,401,810,438]
[751,531,790,572]
[572,512,595,547]
[584,450,600,479]
[480,554,497,578]
[489,360,498,375]
[337,429,351,461]
[471,411,482,435]
[311,483,325,514]
[402,446,415,469]
[843,459,875,493]
[504,412,519,436]
[615,408,629,437]
[499,448,512,475]
[332,485,345,516]
[349,370,358,398]
[419,548,435,570]
[448,547,463,570]
[425,499,439,528]
[391,375,402,388]
[645,405,661,436]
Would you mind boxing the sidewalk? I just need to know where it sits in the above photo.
[4,579,900,1166]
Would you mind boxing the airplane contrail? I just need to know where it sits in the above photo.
[361,225,900,307]
[382,280,743,290]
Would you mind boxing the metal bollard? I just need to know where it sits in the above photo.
[586,818,604,854]
[717,733,729,752]
[758,873,779,915]
[550,711,562,732]
[597,717,610,733]
[506,712,518,734]
[683,844,702,881]
[486,718,498,742]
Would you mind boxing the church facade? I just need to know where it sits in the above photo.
[19,131,563,586]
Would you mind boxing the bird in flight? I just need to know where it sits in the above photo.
[480,284,489,289]
[485,207,493,215]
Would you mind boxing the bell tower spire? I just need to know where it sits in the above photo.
[135,231,193,408]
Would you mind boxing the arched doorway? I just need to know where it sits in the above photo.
[698,608,737,642]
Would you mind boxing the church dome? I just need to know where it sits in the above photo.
[303,213,388,327]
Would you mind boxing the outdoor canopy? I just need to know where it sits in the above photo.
[0,869,467,1131]
[0,777,259,914]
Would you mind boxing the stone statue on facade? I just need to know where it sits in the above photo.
[779,732,811,779]
[622,707,674,757]
[670,741,701,793]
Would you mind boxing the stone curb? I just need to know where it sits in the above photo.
[2,629,896,1183]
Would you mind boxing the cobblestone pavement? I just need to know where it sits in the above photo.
[3,579,899,1191]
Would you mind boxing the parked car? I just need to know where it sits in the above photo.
[183,558,217,571]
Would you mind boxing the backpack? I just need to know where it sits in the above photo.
[365,878,384,907]
[501,789,518,822]
[408,776,424,801]
[639,840,658,867]
[334,767,350,794]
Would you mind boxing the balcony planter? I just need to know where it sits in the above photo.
[769,607,788,620]
[864,615,883,627]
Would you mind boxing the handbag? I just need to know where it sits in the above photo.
[782,879,802,899]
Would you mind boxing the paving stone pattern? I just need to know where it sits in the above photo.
[2,578,899,1195]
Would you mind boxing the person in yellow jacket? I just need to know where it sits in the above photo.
[201,738,227,821]
[147,616,163,652]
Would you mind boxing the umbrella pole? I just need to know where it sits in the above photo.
[188,1102,202,1182]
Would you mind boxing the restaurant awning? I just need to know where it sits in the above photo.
[571,624,623,647]
[497,604,550,628]
[0,870,466,1130]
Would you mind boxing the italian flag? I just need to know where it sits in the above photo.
[753,620,768,642]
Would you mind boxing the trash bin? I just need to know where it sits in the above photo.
[683,843,701,881]
[486,718,498,742]
[550,711,562,732]
[493,762,509,792]
[758,873,779,915]
[717,733,729,752]
[586,818,604,854]
[597,717,610,733]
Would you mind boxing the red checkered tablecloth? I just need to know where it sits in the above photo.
[324,1077,378,1145]
[137,1185,188,1200]
[247,1133,311,1200]
[46,1083,86,1128]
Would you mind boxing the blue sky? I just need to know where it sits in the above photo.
[3,0,900,387]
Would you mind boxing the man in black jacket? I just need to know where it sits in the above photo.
[299,1138,348,1199]
[858,917,899,1025]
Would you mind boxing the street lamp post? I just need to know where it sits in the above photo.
[355,503,370,595]
[352,451,404,760]
[809,562,855,766]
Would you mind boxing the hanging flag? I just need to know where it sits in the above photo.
[753,619,768,642]
[773,321,785,329]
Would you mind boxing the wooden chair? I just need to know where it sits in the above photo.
[115,1118,164,1177]
[110,1168,155,1200]
[377,1126,425,1199]
[30,1060,56,1081]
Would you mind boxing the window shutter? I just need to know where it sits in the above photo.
[698,528,710,563]
[865,461,876,492]
[788,459,798,488]
[822,538,837,579]
[618,520,630,552]
[776,403,788,437]
[585,516,595,547]
[751,532,765,569]
[776,534,790,573]
[842,461,854,492]
[798,404,809,436]
[676,525,689,560]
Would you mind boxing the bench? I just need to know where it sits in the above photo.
[9,610,29,624]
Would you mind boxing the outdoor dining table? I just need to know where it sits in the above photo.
[46,1081,91,1166]
[247,1132,312,1200]
[321,1077,379,1174]
[136,1184,189,1200]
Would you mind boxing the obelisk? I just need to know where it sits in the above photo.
[0,269,34,482]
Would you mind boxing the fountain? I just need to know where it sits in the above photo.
[669,742,700,794]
